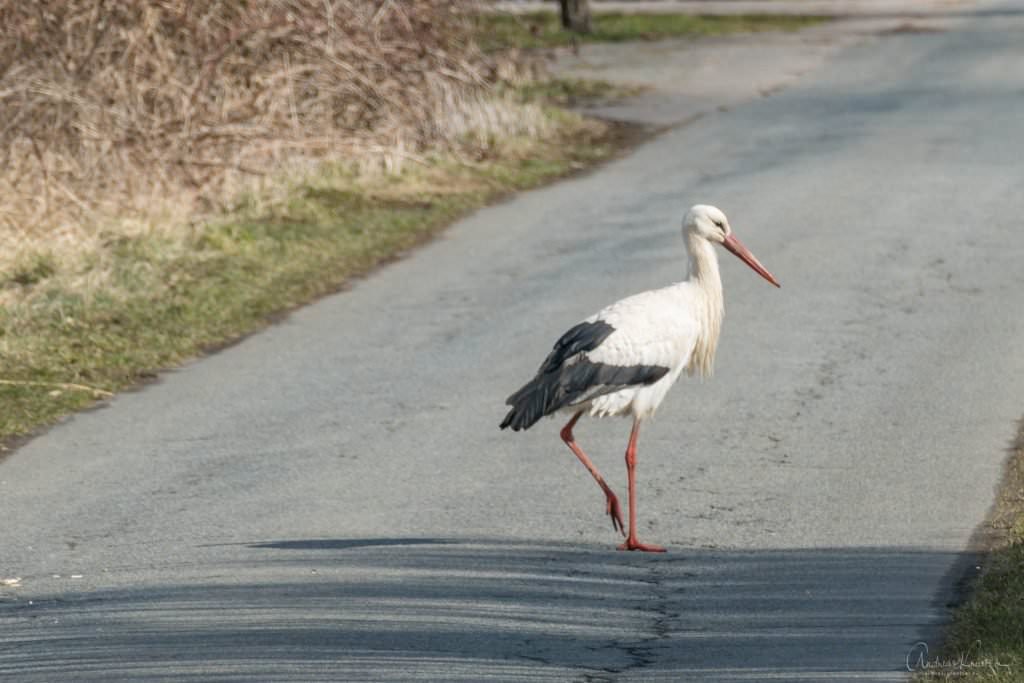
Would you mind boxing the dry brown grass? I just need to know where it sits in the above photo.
[0,1,659,446]
[0,0,547,301]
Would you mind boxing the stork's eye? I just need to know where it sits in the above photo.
[712,219,725,229]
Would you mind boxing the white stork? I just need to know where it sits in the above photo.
[500,204,780,552]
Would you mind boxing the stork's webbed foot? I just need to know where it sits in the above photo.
[617,536,666,553]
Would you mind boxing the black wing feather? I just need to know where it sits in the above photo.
[499,320,669,431]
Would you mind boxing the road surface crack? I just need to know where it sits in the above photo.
[592,559,675,681]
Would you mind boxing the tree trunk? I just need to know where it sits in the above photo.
[558,0,591,34]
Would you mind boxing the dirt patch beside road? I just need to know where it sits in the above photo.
[542,4,969,126]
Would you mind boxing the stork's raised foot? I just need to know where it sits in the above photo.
[617,537,666,553]
[605,491,625,536]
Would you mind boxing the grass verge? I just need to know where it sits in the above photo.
[509,78,648,108]
[475,12,828,51]
[0,100,644,450]
[913,422,1024,681]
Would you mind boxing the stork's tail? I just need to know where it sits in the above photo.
[499,377,551,431]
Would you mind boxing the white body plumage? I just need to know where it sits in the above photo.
[572,276,718,421]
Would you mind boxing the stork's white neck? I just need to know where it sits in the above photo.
[684,231,724,377]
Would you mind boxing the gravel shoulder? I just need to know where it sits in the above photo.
[544,5,974,126]
[494,0,978,17]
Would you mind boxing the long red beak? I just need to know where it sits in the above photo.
[722,234,781,288]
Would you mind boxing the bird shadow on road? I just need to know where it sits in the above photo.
[0,540,973,682]
[247,537,459,551]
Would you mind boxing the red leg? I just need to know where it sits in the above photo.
[618,419,666,553]
[561,412,625,536]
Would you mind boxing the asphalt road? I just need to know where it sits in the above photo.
[3,2,1024,681]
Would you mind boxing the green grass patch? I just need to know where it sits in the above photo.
[915,423,1024,681]
[475,12,828,51]
[509,77,647,108]
[0,109,636,448]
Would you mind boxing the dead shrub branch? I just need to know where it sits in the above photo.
[0,0,543,283]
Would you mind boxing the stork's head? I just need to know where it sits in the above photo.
[683,204,781,288]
